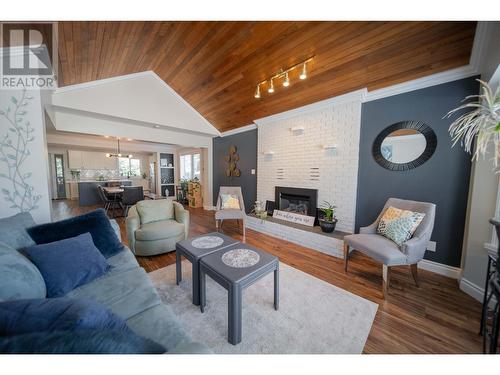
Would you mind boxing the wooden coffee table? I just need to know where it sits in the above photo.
[199,243,279,345]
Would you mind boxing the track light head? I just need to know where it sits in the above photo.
[283,71,290,87]
[254,84,261,98]
[268,79,274,93]
[299,63,307,80]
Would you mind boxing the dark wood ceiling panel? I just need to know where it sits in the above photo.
[56,21,476,131]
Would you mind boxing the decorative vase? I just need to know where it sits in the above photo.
[319,218,337,233]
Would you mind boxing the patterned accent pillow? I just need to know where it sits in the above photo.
[221,194,241,210]
[377,206,425,246]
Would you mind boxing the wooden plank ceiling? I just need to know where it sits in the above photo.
[57,21,476,132]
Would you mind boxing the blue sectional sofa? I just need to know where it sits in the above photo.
[0,212,209,354]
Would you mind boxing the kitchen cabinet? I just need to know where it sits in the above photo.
[68,182,79,200]
[67,150,84,169]
[68,150,117,170]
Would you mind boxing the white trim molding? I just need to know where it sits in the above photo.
[418,259,462,279]
[459,277,485,303]
[254,89,367,127]
[220,123,257,137]
[460,276,496,307]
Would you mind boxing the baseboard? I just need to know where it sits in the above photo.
[203,205,216,211]
[460,277,497,307]
[459,277,484,302]
[418,259,462,279]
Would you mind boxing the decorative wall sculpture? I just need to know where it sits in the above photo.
[224,145,241,177]
[0,89,42,213]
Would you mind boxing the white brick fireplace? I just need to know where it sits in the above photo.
[255,93,363,234]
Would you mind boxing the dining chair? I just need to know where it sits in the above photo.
[122,186,144,217]
[97,185,122,217]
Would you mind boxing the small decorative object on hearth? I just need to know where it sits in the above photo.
[224,146,241,177]
[252,201,267,222]
[319,201,338,233]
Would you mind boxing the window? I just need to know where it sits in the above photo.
[119,157,141,177]
[180,153,200,180]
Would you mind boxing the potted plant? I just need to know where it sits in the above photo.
[319,201,337,233]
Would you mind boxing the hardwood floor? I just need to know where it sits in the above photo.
[51,199,484,353]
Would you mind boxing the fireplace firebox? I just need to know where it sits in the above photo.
[274,186,318,223]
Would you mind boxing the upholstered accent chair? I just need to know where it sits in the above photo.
[126,199,189,256]
[215,186,246,239]
[343,198,436,298]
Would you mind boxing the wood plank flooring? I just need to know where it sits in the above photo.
[51,199,484,353]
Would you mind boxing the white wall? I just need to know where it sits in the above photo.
[0,87,51,223]
[256,99,362,233]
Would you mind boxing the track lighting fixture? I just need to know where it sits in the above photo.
[253,56,313,98]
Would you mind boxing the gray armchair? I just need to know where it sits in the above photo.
[343,198,436,298]
[126,199,189,256]
[215,186,246,239]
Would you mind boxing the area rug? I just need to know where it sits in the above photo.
[150,261,378,354]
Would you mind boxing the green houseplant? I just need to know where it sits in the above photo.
[319,201,337,233]
[446,79,500,166]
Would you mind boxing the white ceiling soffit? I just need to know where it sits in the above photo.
[52,71,220,137]
[47,106,212,148]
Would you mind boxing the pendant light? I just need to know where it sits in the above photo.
[106,138,133,158]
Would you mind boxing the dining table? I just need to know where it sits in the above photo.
[102,186,124,195]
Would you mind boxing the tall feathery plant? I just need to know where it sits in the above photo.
[445,79,500,166]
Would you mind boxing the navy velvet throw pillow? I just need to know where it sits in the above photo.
[0,329,166,354]
[0,297,128,336]
[24,233,110,297]
[27,209,124,258]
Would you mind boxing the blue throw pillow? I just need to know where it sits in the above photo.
[24,233,110,297]
[27,209,124,258]
[0,242,46,301]
[0,329,166,354]
[0,212,36,250]
[0,297,128,336]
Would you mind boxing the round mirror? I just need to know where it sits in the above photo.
[380,129,426,163]
[373,121,437,171]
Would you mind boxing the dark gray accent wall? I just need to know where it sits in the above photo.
[355,77,479,267]
[213,129,257,213]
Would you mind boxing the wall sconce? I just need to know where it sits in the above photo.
[290,126,305,135]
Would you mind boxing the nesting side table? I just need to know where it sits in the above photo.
[199,243,279,345]
[175,232,238,306]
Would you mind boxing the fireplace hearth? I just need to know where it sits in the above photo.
[274,186,318,223]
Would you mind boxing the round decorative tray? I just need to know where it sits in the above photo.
[222,248,260,268]
[191,236,224,249]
